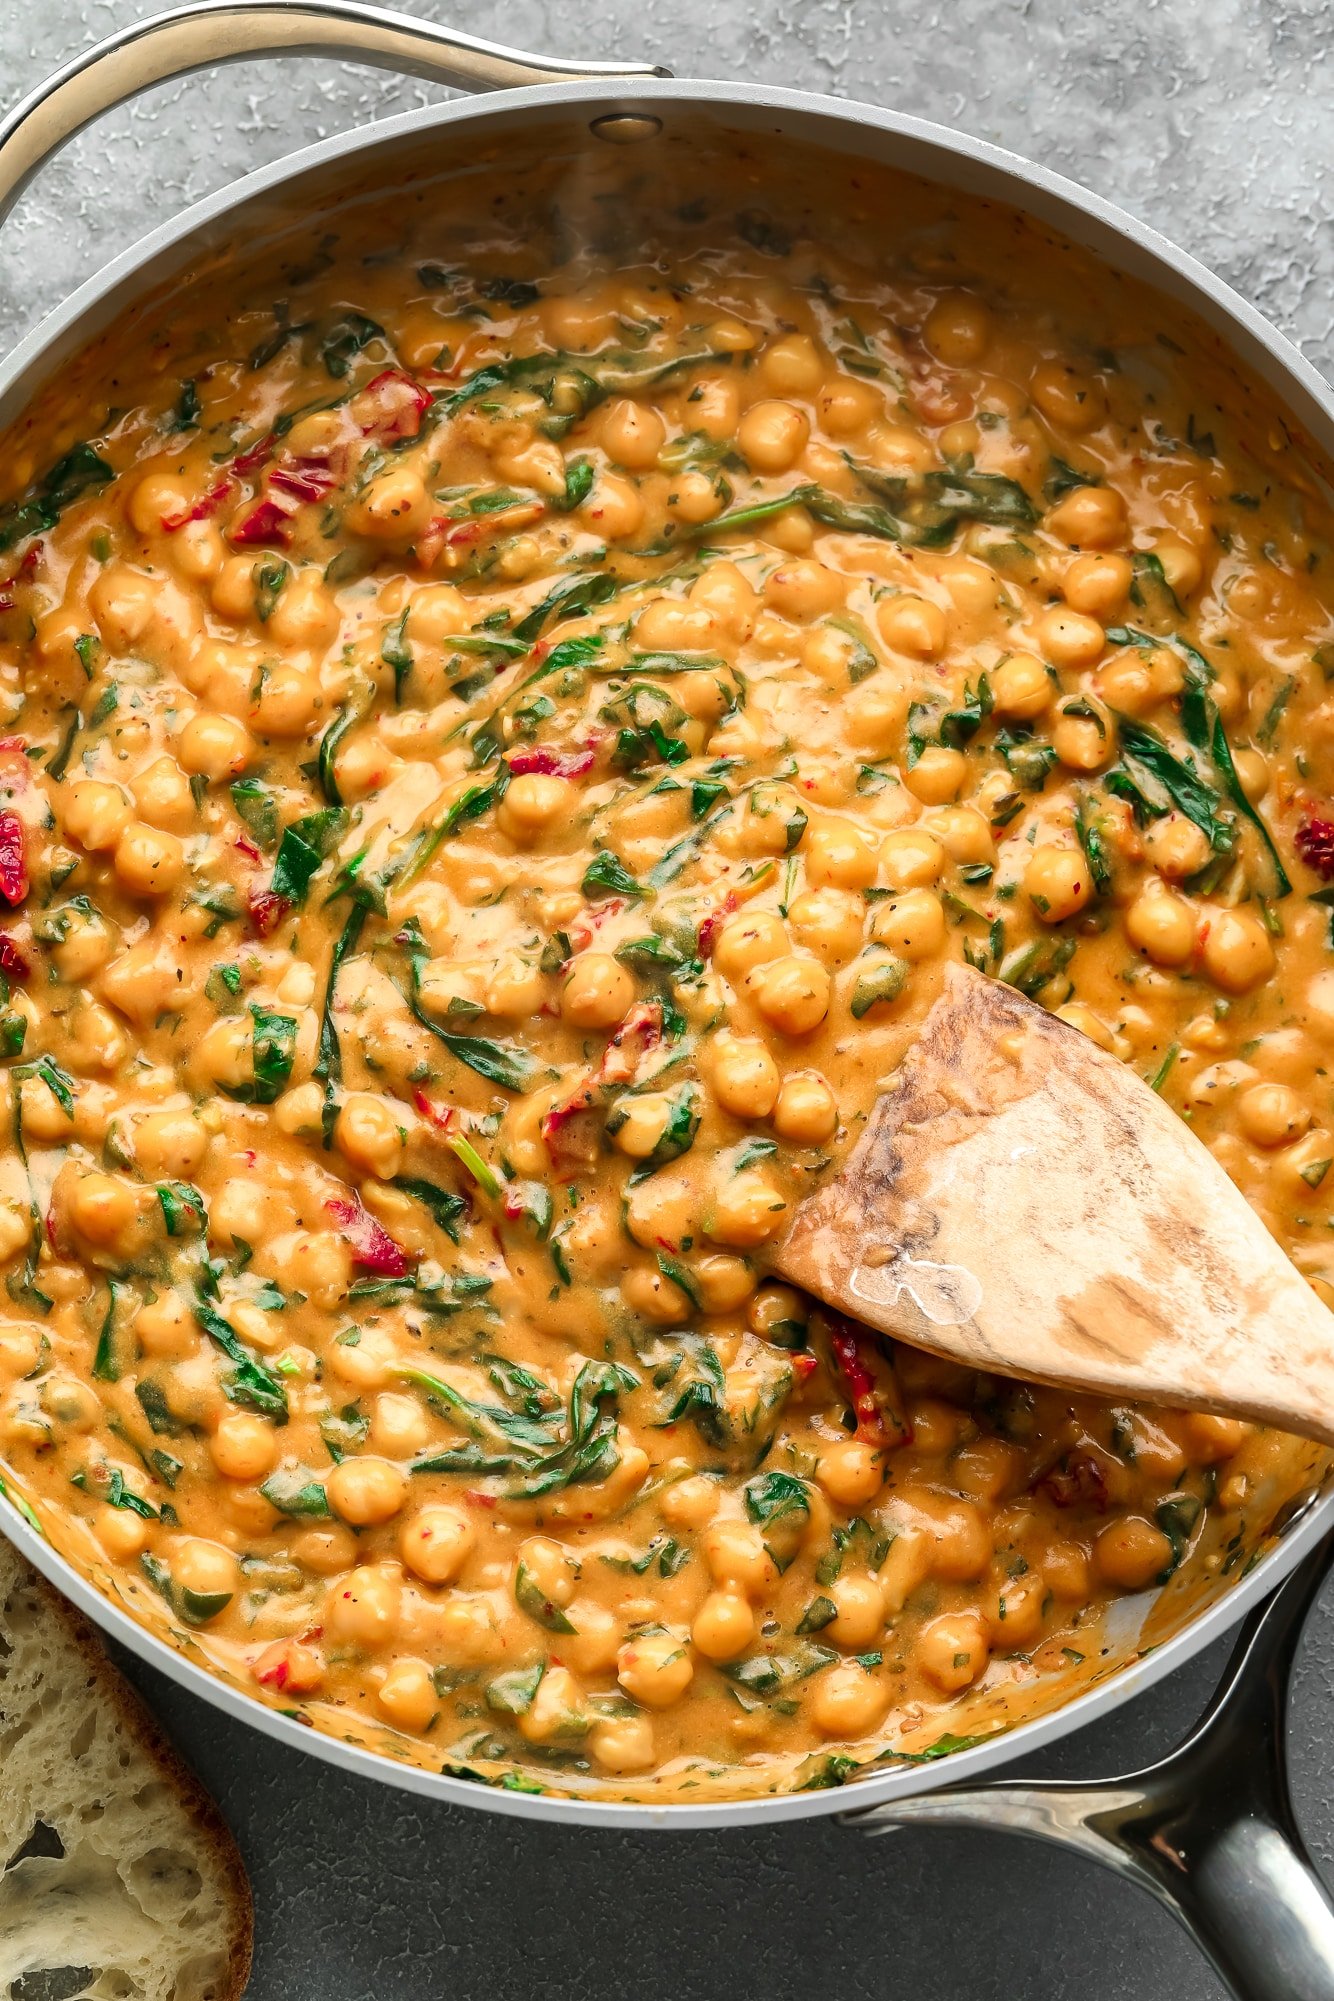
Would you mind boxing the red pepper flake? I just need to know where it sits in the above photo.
[269,456,338,506]
[411,1086,455,1132]
[230,494,301,548]
[248,887,291,937]
[326,1195,412,1277]
[464,1489,498,1510]
[1296,813,1334,880]
[790,1352,819,1382]
[0,934,27,979]
[255,1656,290,1690]
[1039,1450,1110,1511]
[506,745,597,779]
[0,810,29,906]
[163,473,234,532]
[828,1316,882,1438]
[355,368,433,442]
[0,543,42,612]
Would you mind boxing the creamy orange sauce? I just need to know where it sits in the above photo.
[0,132,1330,1799]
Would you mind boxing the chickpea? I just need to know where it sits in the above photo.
[96,1503,152,1562]
[990,651,1052,720]
[753,955,831,1036]
[171,1538,239,1607]
[63,779,131,852]
[765,559,844,621]
[691,1256,755,1315]
[1030,359,1105,432]
[761,333,824,396]
[498,771,575,843]
[209,1412,278,1482]
[877,594,946,658]
[335,1094,406,1182]
[829,1574,886,1649]
[518,1665,588,1745]
[399,1506,475,1585]
[622,1263,691,1325]
[1094,1517,1174,1590]
[562,953,634,1030]
[1037,606,1105,669]
[249,664,323,738]
[923,292,991,366]
[879,829,945,890]
[903,746,967,804]
[711,1035,781,1119]
[871,888,946,963]
[738,399,810,473]
[660,1474,722,1530]
[1232,747,1269,803]
[1125,884,1196,968]
[591,1714,656,1774]
[713,910,789,980]
[325,1566,402,1648]
[788,887,865,967]
[806,818,879,889]
[810,1662,891,1736]
[817,1439,885,1507]
[598,398,665,470]
[1041,1539,1093,1600]
[68,1172,139,1251]
[927,806,994,867]
[1046,485,1127,549]
[128,470,192,536]
[1024,845,1093,922]
[689,561,757,638]
[131,754,194,832]
[377,1659,438,1733]
[1052,705,1109,772]
[582,472,644,541]
[51,909,113,983]
[635,594,716,651]
[707,1169,789,1247]
[327,1457,409,1527]
[702,1521,777,1596]
[1063,551,1132,618]
[1201,909,1275,994]
[772,1071,839,1144]
[114,823,184,898]
[691,1590,756,1662]
[134,1291,195,1359]
[1238,1081,1310,1148]
[1156,534,1205,599]
[818,376,881,436]
[843,677,910,757]
[1180,1413,1249,1462]
[347,467,432,539]
[919,1610,991,1692]
[1143,812,1213,880]
[616,1628,693,1708]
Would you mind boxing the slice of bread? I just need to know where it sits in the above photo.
[0,1532,252,2001]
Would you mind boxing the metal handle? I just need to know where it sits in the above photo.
[0,0,670,230]
[848,1533,1334,2001]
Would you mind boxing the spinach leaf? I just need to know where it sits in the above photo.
[1109,715,1234,854]
[316,677,375,807]
[511,571,619,647]
[156,1182,207,1238]
[193,1292,289,1422]
[92,1282,121,1383]
[395,1176,468,1242]
[230,777,280,849]
[221,1005,298,1106]
[397,920,536,1089]
[259,1469,332,1518]
[0,441,115,553]
[582,851,645,900]
[270,807,348,905]
[320,311,385,379]
[314,902,367,1088]
[1179,683,1291,898]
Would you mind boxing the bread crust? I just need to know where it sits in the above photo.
[0,1534,253,2001]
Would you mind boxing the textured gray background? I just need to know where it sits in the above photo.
[3,3,1334,1996]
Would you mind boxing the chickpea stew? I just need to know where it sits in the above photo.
[0,130,1331,1802]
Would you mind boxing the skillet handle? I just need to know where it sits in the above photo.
[0,0,670,229]
[846,1531,1334,2001]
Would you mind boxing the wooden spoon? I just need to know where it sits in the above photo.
[776,961,1334,1445]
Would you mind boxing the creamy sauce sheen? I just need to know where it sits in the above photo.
[0,139,1330,1799]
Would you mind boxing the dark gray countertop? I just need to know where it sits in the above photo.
[3,4,1333,1994]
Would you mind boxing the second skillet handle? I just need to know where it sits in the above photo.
[0,0,670,230]
[847,1531,1334,2001]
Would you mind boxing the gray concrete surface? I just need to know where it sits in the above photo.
[2,4,1333,1996]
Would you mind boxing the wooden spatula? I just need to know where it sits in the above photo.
[776,961,1334,1444]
